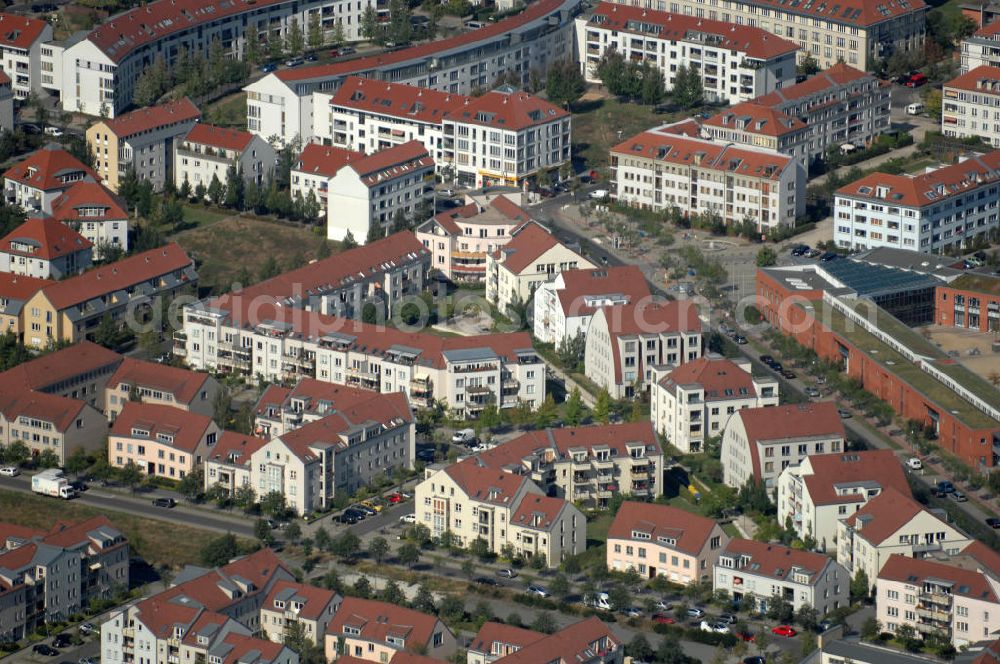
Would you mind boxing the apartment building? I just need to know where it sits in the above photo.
[416,459,585,566]
[473,422,665,507]
[876,552,1000,648]
[290,144,364,222]
[651,355,779,453]
[0,516,128,641]
[943,65,1000,148]
[837,487,973,591]
[260,580,341,646]
[323,598,456,662]
[467,623,546,664]
[207,392,414,515]
[576,4,798,105]
[49,181,130,258]
[585,299,702,399]
[87,98,201,192]
[721,401,846,496]
[175,123,276,192]
[0,216,92,280]
[0,339,122,409]
[935,273,1000,333]
[600,0,926,70]
[833,151,1000,254]
[244,0,580,146]
[476,617,623,664]
[253,378,402,439]
[533,265,650,348]
[961,20,1000,72]
[4,145,98,215]
[0,13,53,98]
[104,357,220,420]
[0,385,107,465]
[0,71,12,132]
[58,0,374,117]
[416,193,531,282]
[752,63,892,161]
[714,538,849,616]
[109,402,220,479]
[611,126,804,231]
[777,450,912,552]
[486,222,594,314]
[701,102,811,166]
[607,501,728,585]
[101,549,296,664]
[201,432,269,499]
[0,272,51,337]
[20,243,197,349]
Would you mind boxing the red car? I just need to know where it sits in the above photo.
[906,72,927,87]
[772,625,797,638]
[736,631,756,642]
[652,613,675,625]
[387,493,403,504]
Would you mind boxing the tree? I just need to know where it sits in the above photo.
[595,49,630,97]
[388,0,412,44]
[412,584,436,613]
[672,65,703,109]
[756,246,777,267]
[233,484,257,513]
[860,616,882,642]
[118,461,143,493]
[93,313,121,350]
[307,11,324,50]
[593,388,612,424]
[895,624,920,651]
[461,558,476,580]
[353,575,372,599]
[478,403,502,430]
[398,542,420,567]
[260,490,287,517]
[37,449,60,468]
[628,634,654,662]
[331,21,346,48]
[244,27,262,65]
[314,526,332,552]
[546,59,585,107]
[470,537,491,560]
[361,5,379,41]
[342,230,358,249]
[287,18,305,56]
[850,569,870,602]
[639,61,666,106]
[534,394,558,428]
[795,605,818,632]
[332,531,361,561]
[531,611,556,634]
[368,536,390,564]
[924,88,943,118]
[381,580,405,605]
[550,573,570,599]
[441,595,465,623]
[607,584,631,613]
[564,388,585,426]
[766,595,794,623]
[269,33,285,61]
[64,448,94,477]
[224,166,244,210]
[284,521,302,543]
[254,518,274,544]
[201,533,240,566]
[207,174,225,206]
[796,52,820,77]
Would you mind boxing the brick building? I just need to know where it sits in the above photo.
[934,273,1000,333]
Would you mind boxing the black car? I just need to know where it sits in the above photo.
[337,511,361,524]
[33,645,59,656]
[733,335,747,344]
[69,480,88,492]
[820,252,839,262]
[760,355,774,364]
[52,634,72,649]
[987,518,1000,529]
[152,497,176,508]
[782,370,796,379]
[474,576,500,586]
[771,362,783,373]
[790,245,809,256]
[415,449,436,462]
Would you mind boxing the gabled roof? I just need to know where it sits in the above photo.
[608,501,721,556]
[599,299,700,337]
[964,639,1000,664]
[511,494,568,531]
[0,216,92,261]
[206,431,269,468]
[38,242,193,310]
[421,195,529,236]
[0,390,88,432]
[747,0,924,27]
[255,378,402,422]
[468,622,545,655]
[183,123,256,152]
[494,616,621,663]
[42,516,125,550]
[586,3,799,60]
[703,101,807,138]
[477,422,662,470]
[961,540,1000,579]
[330,76,468,123]
[325,597,444,650]
[658,355,757,401]
[262,580,340,620]
[843,487,947,547]
[213,633,289,664]
[799,450,910,506]
[0,13,49,50]
[99,98,200,138]
[553,265,651,318]
[756,63,880,107]
[345,141,434,187]
[735,401,844,481]
[878,554,998,603]
[0,340,121,393]
[492,222,564,274]
[50,181,129,224]
[293,144,363,178]
[3,145,98,193]
[0,272,53,307]
[107,357,210,405]
[110,402,215,453]
[443,88,568,131]
[719,538,832,584]
[944,65,1000,94]
[444,460,529,506]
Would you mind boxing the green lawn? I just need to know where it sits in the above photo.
[572,98,669,171]
[204,92,248,129]
[181,204,232,228]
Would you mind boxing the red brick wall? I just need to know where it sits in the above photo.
[935,286,1000,333]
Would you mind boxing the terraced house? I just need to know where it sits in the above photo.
[323,598,456,662]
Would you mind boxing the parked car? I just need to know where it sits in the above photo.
[733,335,748,345]
[820,252,838,262]
[496,568,518,579]
[438,188,456,198]
[0,466,20,477]
[790,245,809,256]
[986,517,1000,529]
[906,457,923,470]
[743,657,766,664]
[387,493,403,503]
[52,634,73,648]
[80,658,99,664]
[589,189,609,200]
[305,53,317,61]
[339,46,356,55]
[949,491,968,502]
[360,499,384,513]
[652,613,676,624]
[653,599,672,611]
[475,577,500,587]
[770,362,783,372]
[736,631,756,643]
[782,370,796,379]
[33,645,59,656]
[69,480,88,492]
[416,448,436,462]
[937,480,956,494]
[700,620,730,634]
[772,625,797,638]
[759,355,774,364]
[260,62,277,73]
[44,126,64,137]
[837,409,852,419]
[906,72,927,87]
[78,623,96,636]
[686,607,705,619]
[527,585,550,598]
[399,513,416,524]
[352,503,376,516]
[719,613,738,624]
[623,607,643,618]
[284,57,304,67]
[452,428,476,444]
[152,497,176,508]
[804,387,820,398]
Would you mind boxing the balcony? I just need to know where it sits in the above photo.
[915,605,950,623]
[919,590,952,608]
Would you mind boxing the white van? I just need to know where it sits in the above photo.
[906,102,925,115]
[451,428,476,444]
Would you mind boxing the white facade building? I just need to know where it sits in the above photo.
[0,72,13,132]
[576,4,798,105]
[0,13,53,99]
[49,181,130,258]
[943,65,1000,148]
[175,124,276,191]
[3,145,98,215]
[650,355,778,454]
[0,216,92,280]
[833,150,1000,254]
[961,21,1000,73]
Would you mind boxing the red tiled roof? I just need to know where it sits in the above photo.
[878,553,997,603]
[555,266,651,318]
[494,616,620,663]
[608,501,722,556]
[206,431,268,467]
[0,70,9,86]
[961,540,1000,578]
[0,340,121,392]
[720,538,833,583]
[742,0,924,26]
[587,3,799,60]
[0,390,87,432]
[488,195,530,223]
[99,98,200,138]
[800,450,910,506]
[0,523,44,546]
[658,356,758,401]
[293,143,364,178]
[263,580,340,620]
[492,222,563,274]
[704,102,807,138]
[612,128,794,181]
[756,63,877,107]
[478,422,661,471]
[444,89,568,131]
[944,65,1000,93]
[426,195,528,235]
[50,181,129,224]
[347,140,434,186]
[39,242,193,310]
[836,150,1000,208]
[0,13,49,50]
[325,597,443,650]
[330,76,468,123]
[975,19,1000,38]
[255,378,401,421]
[511,493,568,530]
[843,487,934,546]
[276,0,566,83]
[967,639,1000,664]
[0,543,39,572]
[183,123,255,152]
[217,634,287,664]
[107,357,210,406]
[444,459,528,506]
[43,515,123,549]
[3,146,98,193]
[0,216,92,261]
[469,622,545,655]
[735,401,844,481]
[110,402,215,453]
[600,299,701,336]
[429,202,480,234]
[0,272,53,302]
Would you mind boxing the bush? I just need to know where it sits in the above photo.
[685,628,737,648]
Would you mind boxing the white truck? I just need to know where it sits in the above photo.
[31,469,76,499]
